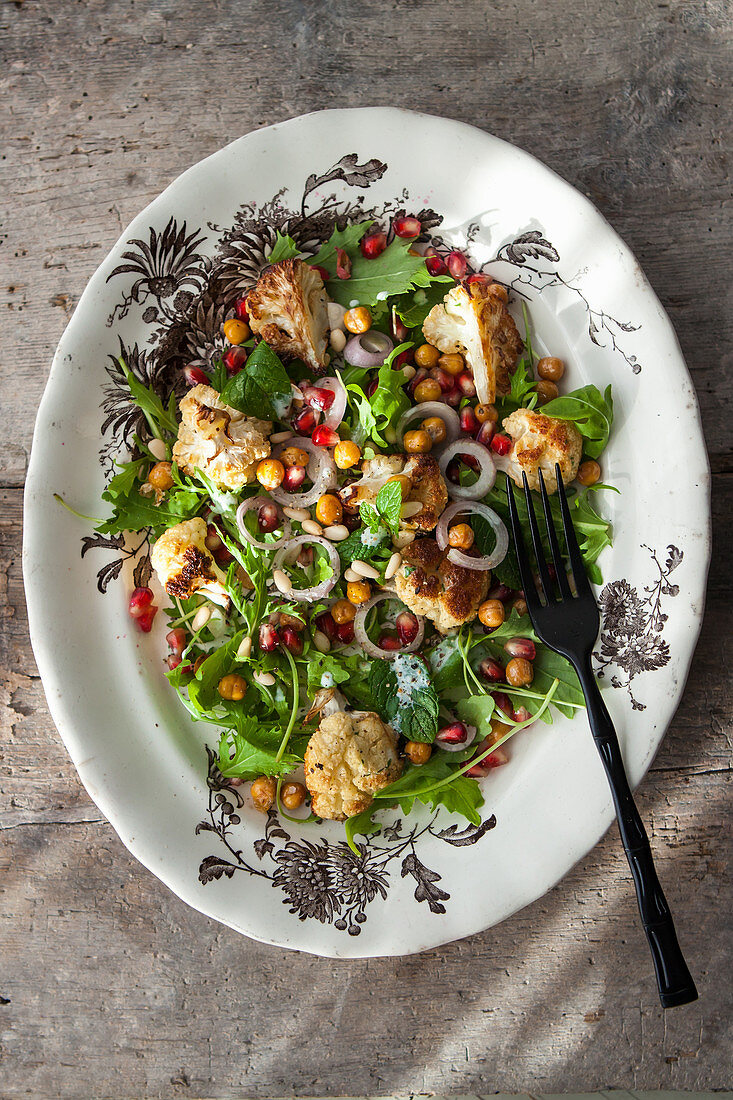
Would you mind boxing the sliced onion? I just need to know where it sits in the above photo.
[318,376,348,429]
[353,591,425,660]
[344,330,394,368]
[271,435,337,508]
[435,500,509,571]
[236,497,292,551]
[396,402,461,450]
[436,724,477,754]
[438,438,497,500]
[272,535,340,602]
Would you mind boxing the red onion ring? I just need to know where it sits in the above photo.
[318,376,348,430]
[435,500,509,570]
[236,497,292,551]
[271,436,337,508]
[344,330,394,369]
[396,402,461,450]
[438,438,497,500]
[272,535,340,602]
[435,723,478,753]
[353,592,425,660]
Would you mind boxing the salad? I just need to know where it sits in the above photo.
[88,215,614,850]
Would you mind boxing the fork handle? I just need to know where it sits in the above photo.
[575,656,698,1008]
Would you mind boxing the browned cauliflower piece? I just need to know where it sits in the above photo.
[423,282,523,405]
[338,454,447,532]
[500,407,582,492]
[247,258,329,373]
[150,517,229,606]
[304,710,403,821]
[172,384,271,491]
[393,538,490,634]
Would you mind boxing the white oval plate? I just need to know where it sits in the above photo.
[23,109,710,958]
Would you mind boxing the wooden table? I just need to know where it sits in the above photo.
[1,1,730,1096]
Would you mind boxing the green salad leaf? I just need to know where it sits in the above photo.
[369,659,440,744]
[118,358,178,439]
[309,222,372,275]
[394,278,454,331]
[368,341,412,444]
[96,459,201,537]
[325,237,442,308]
[373,754,483,826]
[268,231,300,263]
[337,525,389,566]
[217,722,301,780]
[541,384,613,459]
[358,479,402,539]
[220,340,292,421]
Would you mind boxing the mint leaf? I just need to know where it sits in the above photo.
[374,479,403,538]
[220,340,292,420]
[269,231,300,263]
[310,221,372,275]
[541,384,614,459]
[369,659,440,743]
[337,525,388,566]
[325,238,441,308]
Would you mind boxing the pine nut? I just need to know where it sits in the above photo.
[400,500,424,519]
[191,604,212,632]
[254,670,276,687]
[148,437,167,461]
[329,328,346,352]
[344,567,360,582]
[351,559,380,580]
[235,635,252,661]
[270,430,294,444]
[384,552,402,580]
[393,530,416,549]
[302,518,323,537]
[282,506,310,522]
[313,630,331,653]
[322,524,349,541]
[273,568,293,593]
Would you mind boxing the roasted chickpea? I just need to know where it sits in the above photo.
[447,523,474,550]
[223,318,250,344]
[414,343,441,369]
[577,459,601,486]
[488,719,513,745]
[404,740,432,765]
[475,404,499,424]
[404,429,432,454]
[279,446,310,468]
[315,493,343,526]
[256,458,285,490]
[331,598,356,625]
[478,599,505,629]
[386,473,412,497]
[343,306,372,334]
[537,356,565,382]
[251,775,276,813]
[437,352,465,376]
[512,597,528,617]
[414,378,442,403]
[505,657,534,687]
[347,580,371,606]
[421,415,447,444]
[536,379,559,403]
[147,461,174,491]
[279,612,305,631]
[217,673,247,701]
[281,781,307,810]
[334,440,361,469]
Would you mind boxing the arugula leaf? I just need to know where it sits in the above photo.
[393,278,455,332]
[374,754,483,826]
[268,231,300,263]
[217,722,299,780]
[96,460,201,537]
[541,384,614,459]
[118,358,178,438]
[368,341,412,444]
[220,341,292,420]
[369,659,440,743]
[206,356,229,393]
[344,804,383,854]
[305,652,358,695]
[325,237,441,308]
[309,221,372,275]
[345,383,378,447]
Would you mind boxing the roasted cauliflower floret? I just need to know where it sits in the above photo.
[304,710,403,821]
[393,538,490,634]
[338,454,447,532]
[423,282,523,405]
[150,517,229,607]
[500,407,582,492]
[172,384,271,491]
[247,258,329,373]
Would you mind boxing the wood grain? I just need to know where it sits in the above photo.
[1,0,731,1095]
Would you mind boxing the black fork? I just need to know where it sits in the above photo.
[506,465,698,1009]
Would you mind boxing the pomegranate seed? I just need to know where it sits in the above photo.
[213,543,233,565]
[128,587,154,617]
[391,309,409,342]
[444,387,462,406]
[378,632,401,651]
[303,386,335,411]
[297,545,313,567]
[223,346,247,374]
[167,653,182,670]
[205,524,223,552]
[431,367,454,393]
[447,250,468,279]
[183,365,208,386]
[504,637,536,660]
[476,420,496,448]
[136,606,158,633]
[311,424,339,447]
[336,248,351,279]
[513,706,531,724]
[460,407,478,435]
[392,350,413,371]
[234,296,249,321]
[335,619,355,644]
[436,721,469,745]
[468,746,509,776]
[479,657,504,683]
[426,254,448,276]
[367,379,379,397]
[396,611,419,645]
[462,453,480,471]
[407,368,428,396]
[281,625,303,655]
[258,502,280,533]
[312,265,330,281]
[259,623,280,652]
[342,511,361,532]
[360,231,387,259]
[282,464,306,490]
[490,433,512,456]
[315,611,338,640]
[465,272,492,288]
[457,371,476,397]
[446,457,462,484]
[393,214,422,238]
[166,627,186,653]
[493,692,513,718]
[292,406,317,434]
[487,582,514,602]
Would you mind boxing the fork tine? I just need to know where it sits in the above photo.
[521,472,554,603]
[505,477,541,613]
[538,469,573,599]
[554,463,593,597]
